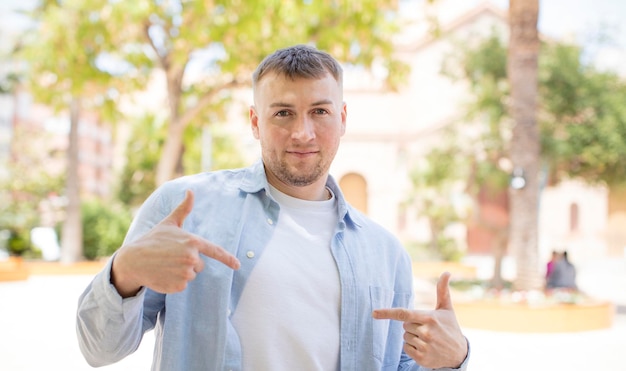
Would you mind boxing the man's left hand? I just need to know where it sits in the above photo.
[372,272,468,369]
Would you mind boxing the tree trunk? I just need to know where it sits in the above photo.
[60,97,83,263]
[155,118,185,185]
[155,62,185,186]
[490,230,508,289]
[507,0,543,291]
[152,64,244,185]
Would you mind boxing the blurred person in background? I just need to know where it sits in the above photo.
[546,250,577,291]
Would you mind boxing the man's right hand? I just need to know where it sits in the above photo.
[111,189,241,298]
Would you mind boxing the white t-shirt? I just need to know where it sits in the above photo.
[231,185,341,371]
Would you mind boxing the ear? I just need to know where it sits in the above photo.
[250,106,260,139]
[340,102,347,136]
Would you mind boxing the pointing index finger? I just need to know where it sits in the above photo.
[196,239,241,270]
[372,308,412,321]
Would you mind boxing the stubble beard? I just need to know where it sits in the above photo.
[264,150,329,187]
[273,159,325,187]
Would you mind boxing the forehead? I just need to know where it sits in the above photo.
[254,72,342,104]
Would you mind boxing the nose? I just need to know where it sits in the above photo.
[291,115,315,142]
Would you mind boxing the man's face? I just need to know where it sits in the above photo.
[250,71,346,193]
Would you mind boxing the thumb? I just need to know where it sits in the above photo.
[436,271,453,310]
[163,190,194,227]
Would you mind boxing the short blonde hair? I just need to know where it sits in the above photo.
[252,44,343,87]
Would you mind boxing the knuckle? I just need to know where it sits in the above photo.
[181,268,196,281]
[398,309,410,321]
[195,260,205,273]
[173,281,188,292]
[180,247,199,265]
[421,312,436,325]
[403,343,419,359]
[402,332,411,342]
[420,327,432,341]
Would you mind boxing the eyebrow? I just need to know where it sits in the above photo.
[269,99,333,108]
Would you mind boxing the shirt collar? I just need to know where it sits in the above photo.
[238,159,363,229]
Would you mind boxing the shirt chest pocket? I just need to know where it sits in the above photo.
[370,286,412,366]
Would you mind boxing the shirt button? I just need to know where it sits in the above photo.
[267,218,273,225]
[246,251,255,259]
[227,309,231,316]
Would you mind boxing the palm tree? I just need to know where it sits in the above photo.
[507,0,543,290]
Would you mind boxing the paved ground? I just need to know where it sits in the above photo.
[0,275,155,371]
[1,257,624,370]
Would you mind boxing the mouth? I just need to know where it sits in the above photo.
[286,150,319,158]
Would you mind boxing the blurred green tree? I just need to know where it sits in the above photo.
[444,34,626,187]
[405,143,469,262]
[116,113,245,208]
[438,23,626,288]
[18,0,124,262]
[115,114,163,209]
[95,0,409,185]
[0,124,65,256]
[540,44,626,186]
[81,199,132,260]
[15,0,409,261]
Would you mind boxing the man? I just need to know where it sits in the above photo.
[76,44,469,371]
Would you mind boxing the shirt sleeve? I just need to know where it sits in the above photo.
[76,256,147,367]
[76,186,172,367]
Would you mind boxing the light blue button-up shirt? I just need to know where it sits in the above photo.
[77,160,469,371]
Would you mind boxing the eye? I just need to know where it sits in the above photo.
[313,108,329,115]
[275,110,291,117]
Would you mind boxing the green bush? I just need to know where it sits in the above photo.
[7,228,30,256]
[81,200,132,260]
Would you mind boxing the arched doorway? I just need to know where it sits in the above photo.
[339,173,368,214]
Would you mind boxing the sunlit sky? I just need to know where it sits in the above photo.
[1,0,625,73]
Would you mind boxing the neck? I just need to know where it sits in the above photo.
[266,177,330,201]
